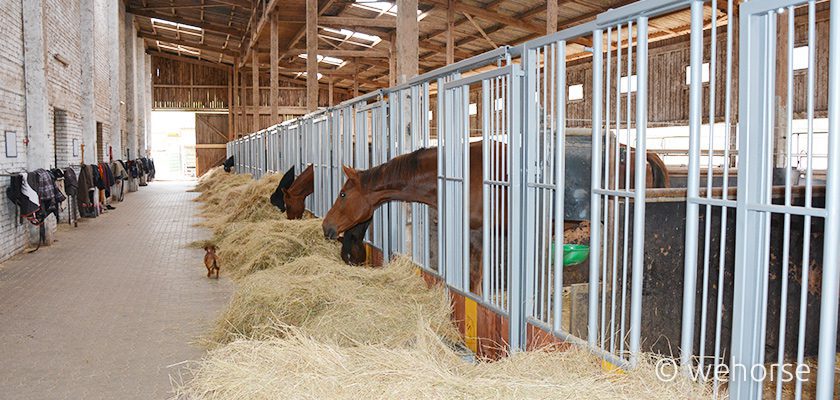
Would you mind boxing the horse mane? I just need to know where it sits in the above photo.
[359,147,429,188]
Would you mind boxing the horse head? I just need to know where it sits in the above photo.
[323,165,375,240]
[269,166,296,212]
[281,164,314,219]
[339,218,371,265]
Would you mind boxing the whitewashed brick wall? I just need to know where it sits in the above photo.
[0,0,137,262]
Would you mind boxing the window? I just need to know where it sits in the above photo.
[295,71,324,80]
[150,18,202,34]
[568,84,584,101]
[793,46,810,70]
[469,103,477,115]
[352,1,422,17]
[685,63,711,84]
[620,75,637,93]
[321,27,382,48]
[298,54,345,67]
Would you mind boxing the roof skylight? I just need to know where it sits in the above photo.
[298,54,346,67]
[151,18,203,32]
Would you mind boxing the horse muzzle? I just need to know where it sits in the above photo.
[323,224,339,241]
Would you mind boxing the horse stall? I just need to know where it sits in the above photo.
[223,0,840,398]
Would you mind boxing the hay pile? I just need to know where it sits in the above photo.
[197,173,287,231]
[175,326,712,400]
[211,219,338,279]
[208,255,459,347]
[184,167,712,400]
[192,167,253,207]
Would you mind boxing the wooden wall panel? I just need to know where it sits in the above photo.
[152,56,229,110]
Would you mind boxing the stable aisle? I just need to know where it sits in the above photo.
[0,181,232,399]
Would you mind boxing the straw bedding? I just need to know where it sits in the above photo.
[212,219,339,279]
[175,326,712,400]
[182,168,715,400]
[207,255,459,347]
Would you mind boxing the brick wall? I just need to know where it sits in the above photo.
[0,0,30,261]
[0,1,139,262]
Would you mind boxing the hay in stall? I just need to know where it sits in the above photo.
[175,325,713,400]
[191,166,228,192]
[211,219,339,279]
[193,173,253,211]
[208,255,459,347]
[198,173,287,232]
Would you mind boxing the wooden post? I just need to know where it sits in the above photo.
[306,0,318,111]
[774,11,788,168]
[396,0,419,84]
[252,52,259,132]
[389,33,396,87]
[270,11,279,123]
[228,67,234,140]
[446,0,455,64]
[239,65,246,137]
[232,58,239,138]
[353,59,359,97]
[547,0,558,33]
[328,80,334,106]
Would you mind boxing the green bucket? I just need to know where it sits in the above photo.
[550,243,591,267]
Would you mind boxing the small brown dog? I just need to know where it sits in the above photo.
[204,245,220,279]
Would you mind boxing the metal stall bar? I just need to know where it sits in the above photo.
[628,15,649,369]
[588,29,604,350]
[732,2,778,397]
[680,0,705,375]
[387,90,407,257]
[816,1,840,398]
[443,64,524,347]
[520,31,572,342]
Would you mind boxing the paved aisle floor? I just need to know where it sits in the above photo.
[0,181,233,399]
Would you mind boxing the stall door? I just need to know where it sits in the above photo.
[195,113,229,176]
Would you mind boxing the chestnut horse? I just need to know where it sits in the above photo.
[322,141,671,293]
[323,142,488,292]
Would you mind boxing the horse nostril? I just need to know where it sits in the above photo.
[324,227,337,240]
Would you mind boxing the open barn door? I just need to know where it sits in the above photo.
[195,113,229,176]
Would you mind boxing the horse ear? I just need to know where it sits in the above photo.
[342,165,359,182]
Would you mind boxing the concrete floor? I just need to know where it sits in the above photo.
[0,181,233,399]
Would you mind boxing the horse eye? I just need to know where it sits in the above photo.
[340,192,346,198]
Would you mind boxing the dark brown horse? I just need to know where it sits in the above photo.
[271,163,370,265]
[270,166,297,212]
[279,164,314,220]
[322,141,671,293]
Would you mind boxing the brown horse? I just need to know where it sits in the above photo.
[270,166,297,212]
[618,148,671,189]
[271,163,370,265]
[323,140,671,293]
[280,164,314,220]
[323,142,488,291]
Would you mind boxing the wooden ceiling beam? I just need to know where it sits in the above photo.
[130,1,244,12]
[147,49,232,70]
[422,0,544,34]
[138,30,241,56]
[285,49,390,58]
[316,16,437,30]
[128,7,245,36]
